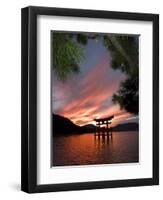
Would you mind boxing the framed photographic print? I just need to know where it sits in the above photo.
[21,6,159,193]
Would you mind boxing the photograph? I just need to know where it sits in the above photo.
[51,31,139,167]
[21,6,159,193]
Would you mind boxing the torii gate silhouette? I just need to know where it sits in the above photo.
[94,115,114,138]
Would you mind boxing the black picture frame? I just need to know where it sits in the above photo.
[21,6,159,193]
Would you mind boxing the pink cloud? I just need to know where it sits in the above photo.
[52,54,129,126]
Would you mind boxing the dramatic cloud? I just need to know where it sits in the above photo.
[52,39,136,126]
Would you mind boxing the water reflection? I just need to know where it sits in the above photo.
[53,131,139,166]
[94,133,113,145]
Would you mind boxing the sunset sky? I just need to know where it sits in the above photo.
[52,36,138,126]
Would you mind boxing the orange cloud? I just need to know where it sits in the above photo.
[52,54,134,126]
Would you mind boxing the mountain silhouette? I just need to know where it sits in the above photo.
[113,123,138,132]
[52,114,79,134]
[52,114,138,135]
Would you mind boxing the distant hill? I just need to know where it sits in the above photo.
[80,124,97,133]
[52,114,138,135]
[53,114,98,135]
[113,123,138,132]
[52,114,80,135]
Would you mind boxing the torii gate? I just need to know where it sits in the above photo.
[94,115,114,138]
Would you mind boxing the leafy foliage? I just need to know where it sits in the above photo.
[103,35,139,77]
[76,34,88,45]
[103,35,139,115]
[112,77,138,115]
[52,33,85,81]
